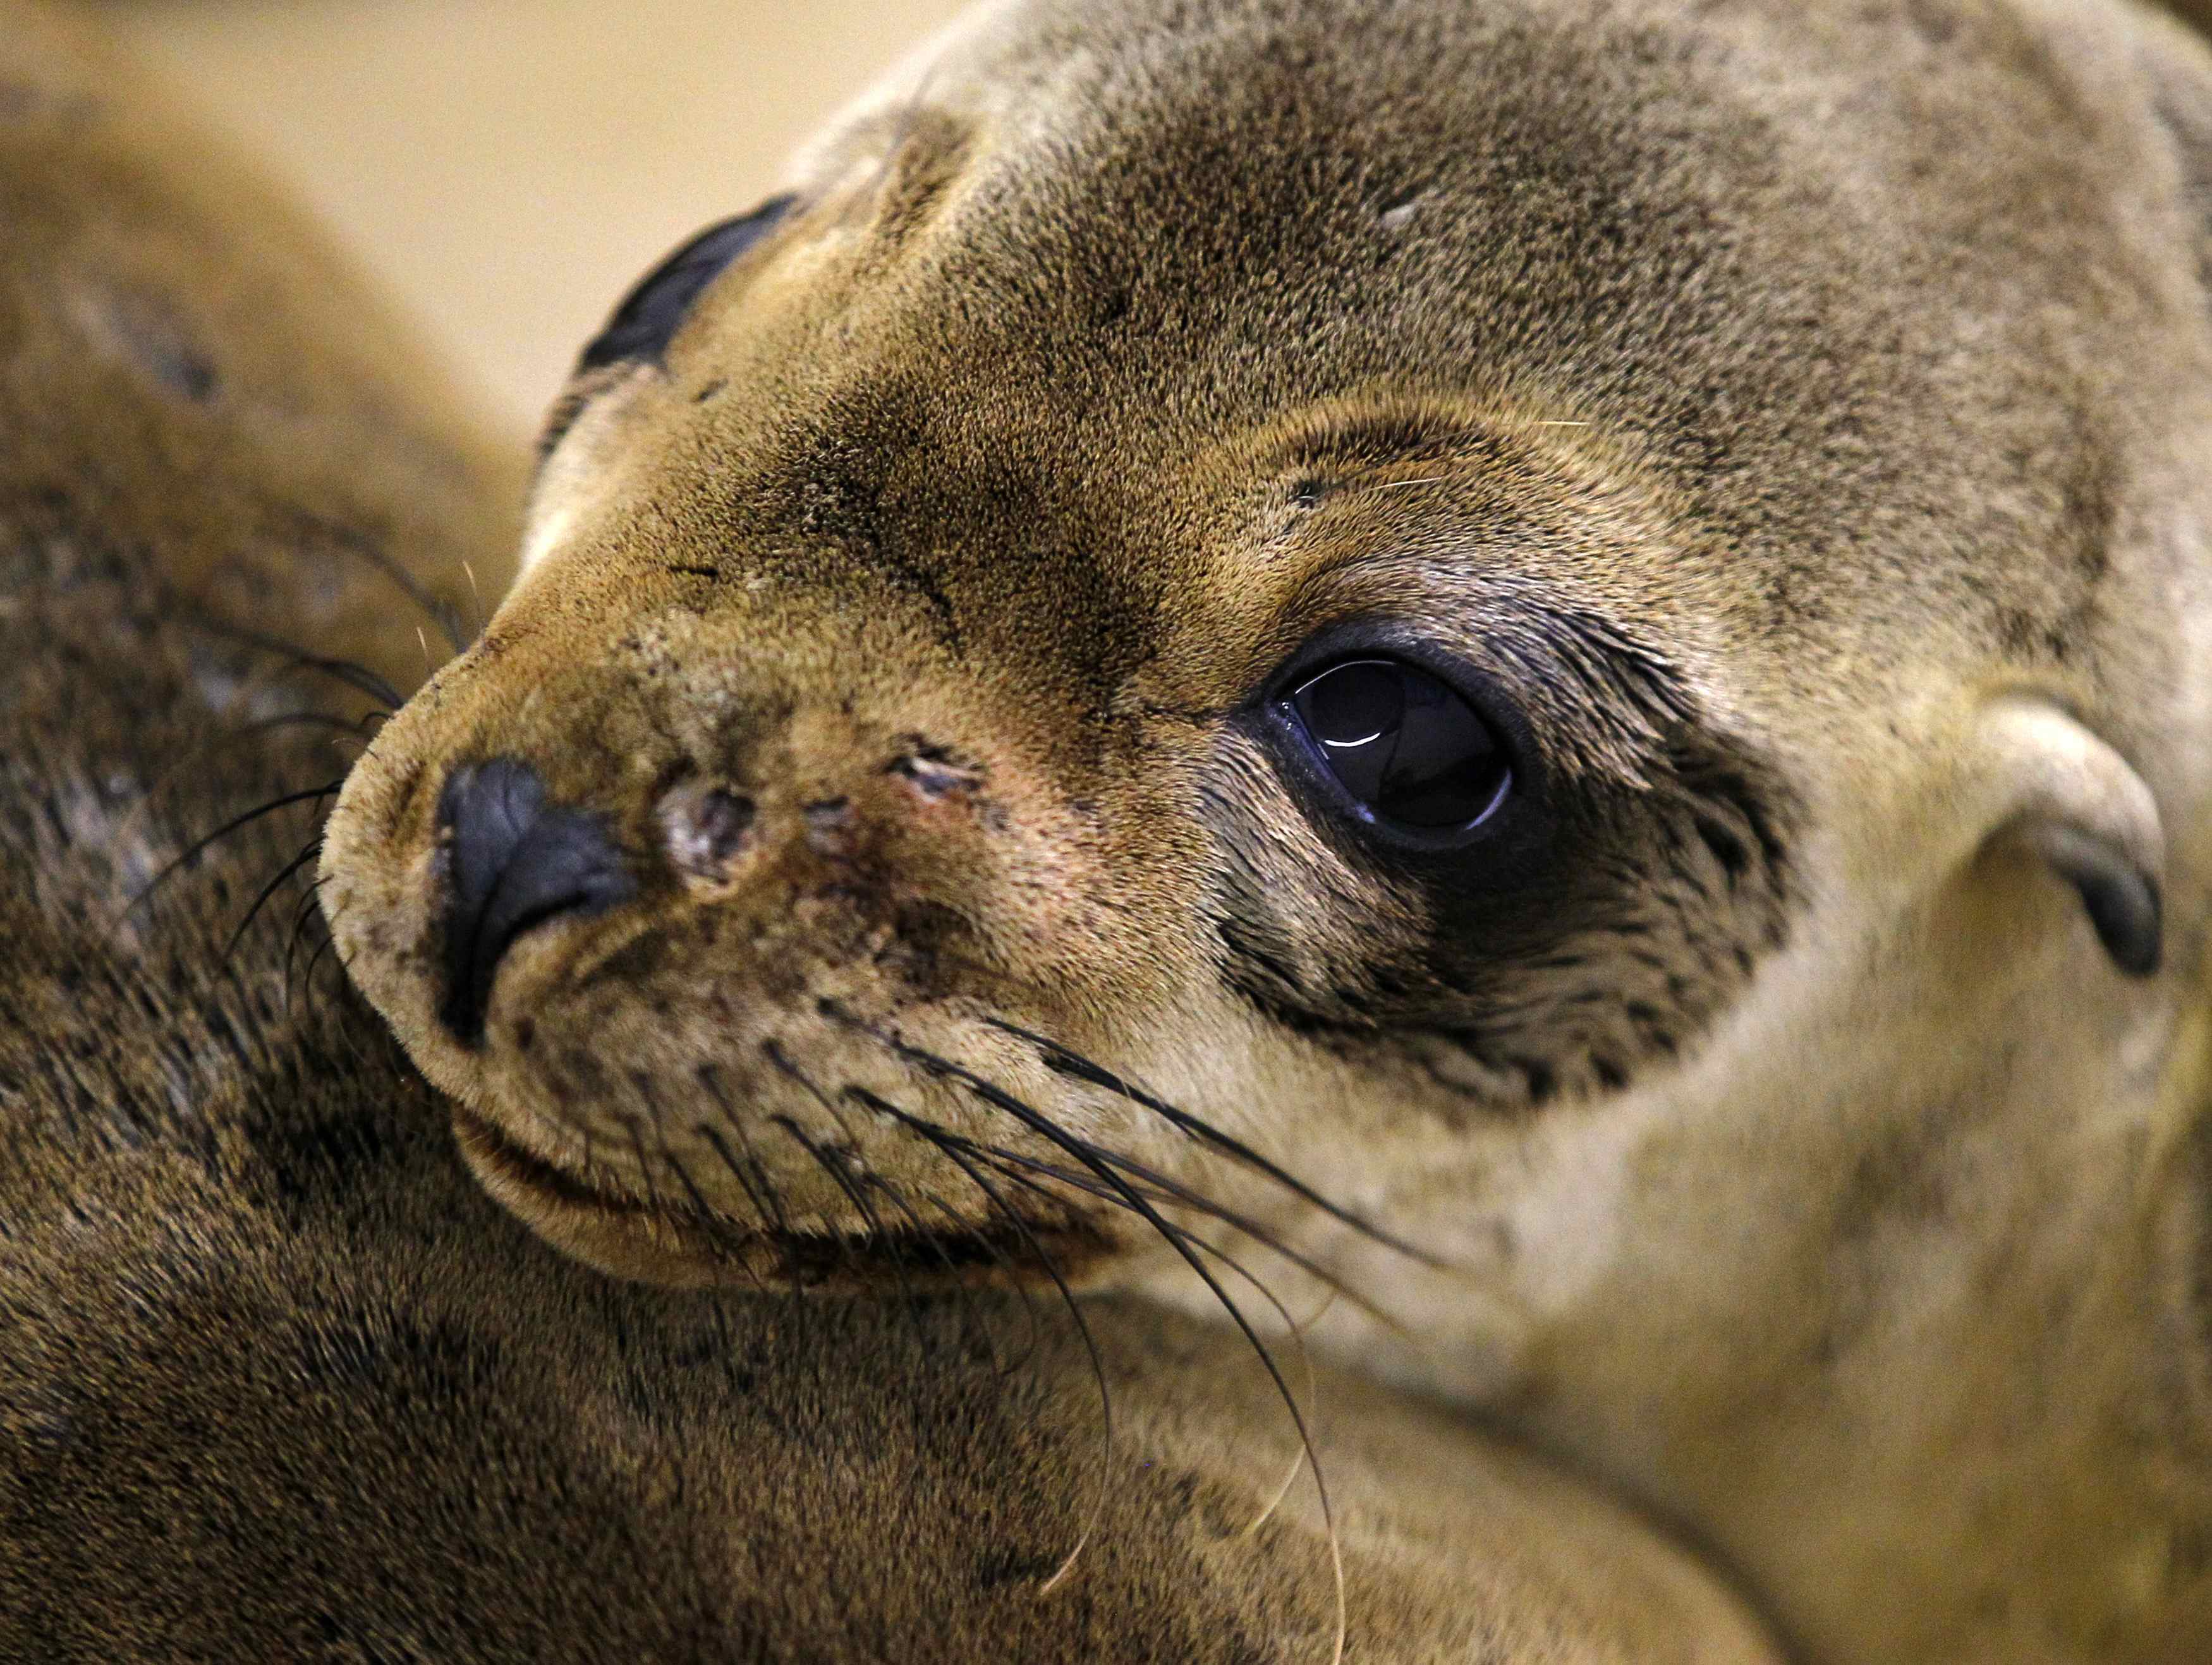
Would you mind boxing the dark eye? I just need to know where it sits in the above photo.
[1284,658,1510,831]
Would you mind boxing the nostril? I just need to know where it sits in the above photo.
[436,758,635,1047]
[802,797,854,855]
[660,782,755,881]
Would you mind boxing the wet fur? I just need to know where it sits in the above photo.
[0,4,1785,1661]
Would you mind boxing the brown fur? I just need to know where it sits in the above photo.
[323,1,2212,1660]
[0,4,1784,1660]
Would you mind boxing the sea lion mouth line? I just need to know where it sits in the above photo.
[451,1101,1106,1286]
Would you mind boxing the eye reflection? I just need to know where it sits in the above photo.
[1286,658,1509,831]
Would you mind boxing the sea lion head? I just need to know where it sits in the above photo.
[324,1,2212,1652]
[325,0,1826,1288]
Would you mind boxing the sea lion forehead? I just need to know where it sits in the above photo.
[614,18,1781,644]
[762,0,1825,469]
[645,0,2154,677]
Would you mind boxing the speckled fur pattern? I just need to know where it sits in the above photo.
[0,4,1787,1661]
[323,1,2212,1661]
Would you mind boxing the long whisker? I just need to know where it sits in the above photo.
[617,1096,672,1219]
[657,1134,771,1295]
[696,1118,801,1314]
[141,710,380,826]
[955,1142,1337,1621]
[628,1073,768,1275]
[688,1116,781,1245]
[100,703,372,877]
[180,616,405,711]
[300,926,343,1019]
[899,1164,1048,1374]
[763,1041,881,1172]
[968,1123,1332,1532]
[286,509,470,655]
[853,1031,1345,1664]
[1239,1290,1337,1539]
[302,891,378,1041]
[848,1086,1109,1595]
[281,879,331,1012]
[951,1134,1404,1336]
[698,1065,795,1239]
[773,1114,916,1310]
[1172,1230,1325,1540]
[221,837,324,974]
[989,1018,1435,1265]
[310,928,389,1064]
[763,1044,1023,1362]
[114,780,344,941]
[217,707,386,746]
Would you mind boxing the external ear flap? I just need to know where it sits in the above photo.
[1971,697,2166,979]
[576,194,797,374]
[528,195,799,514]
[2025,822,2163,977]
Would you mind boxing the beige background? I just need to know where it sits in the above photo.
[104,0,2212,435]
[99,0,2212,437]
[106,0,968,432]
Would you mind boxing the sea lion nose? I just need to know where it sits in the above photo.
[435,758,635,1046]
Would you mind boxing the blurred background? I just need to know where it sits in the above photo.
[105,0,968,431]
[94,0,2212,435]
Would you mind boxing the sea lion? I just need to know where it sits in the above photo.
[0,3,1784,1660]
[319,0,2212,1659]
